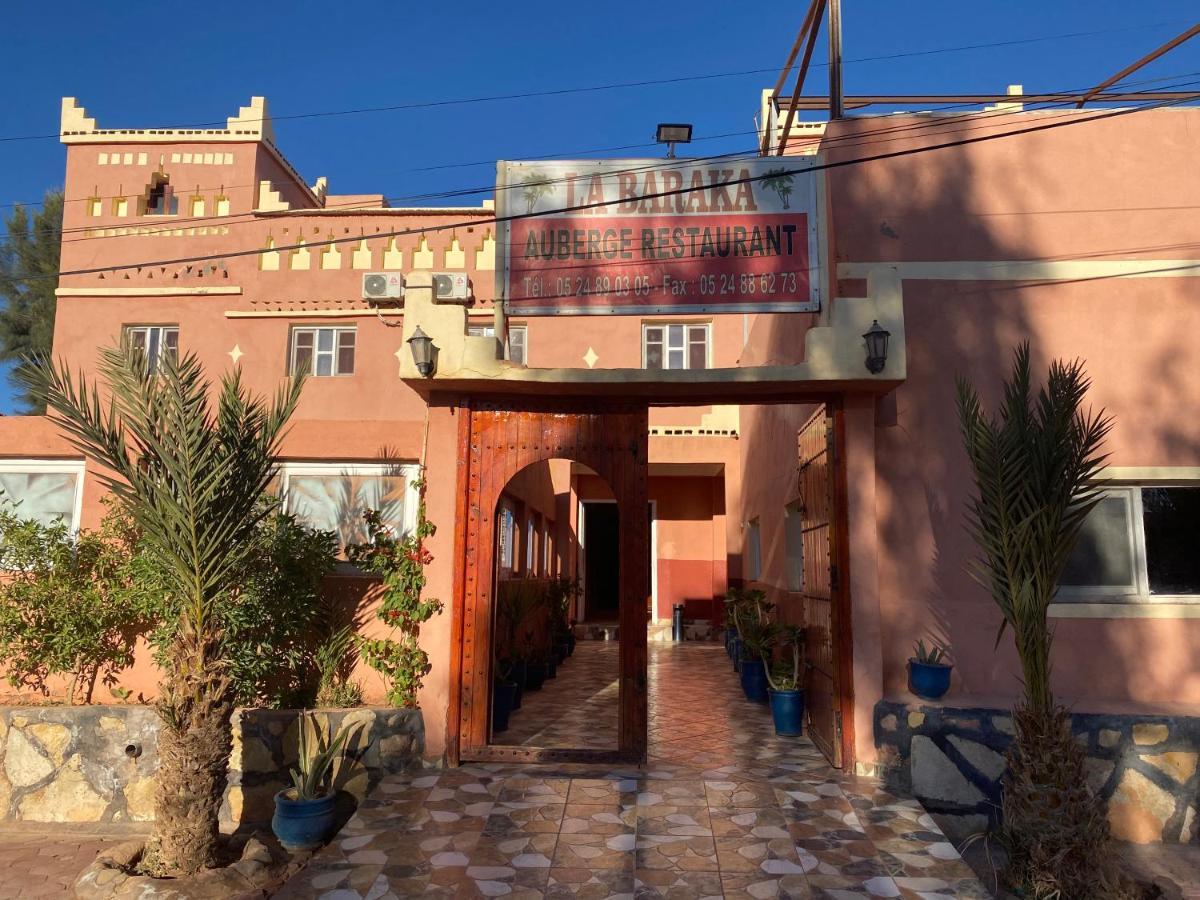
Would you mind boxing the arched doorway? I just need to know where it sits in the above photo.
[489,459,620,752]
[449,400,649,765]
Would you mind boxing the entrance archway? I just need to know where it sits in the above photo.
[449,399,649,765]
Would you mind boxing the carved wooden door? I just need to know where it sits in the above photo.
[797,405,851,768]
[450,399,649,765]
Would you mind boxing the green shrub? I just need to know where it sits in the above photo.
[137,506,338,708]
[0,502,147,703]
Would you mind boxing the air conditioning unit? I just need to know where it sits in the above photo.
[362,272,404,301]
[433,272,471,301]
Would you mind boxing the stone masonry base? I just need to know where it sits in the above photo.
[0,705,424,828]
[874,699,1200,845]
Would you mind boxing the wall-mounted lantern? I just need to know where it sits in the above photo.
[407,326,437,378]
[863,320,891,374]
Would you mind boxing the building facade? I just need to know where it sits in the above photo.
[3,93,1199,840]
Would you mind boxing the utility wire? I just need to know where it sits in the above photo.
[18,89,1194,283]
[30,73,1200,250]
[0,18,1191,146]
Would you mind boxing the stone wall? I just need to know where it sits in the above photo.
[0,705,424,827]
[874,700,1200,845]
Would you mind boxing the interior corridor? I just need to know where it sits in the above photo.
[277,644,989,899]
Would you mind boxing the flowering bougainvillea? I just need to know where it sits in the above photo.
[346,477,443,708]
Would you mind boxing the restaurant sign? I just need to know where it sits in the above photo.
[496,158,820,315]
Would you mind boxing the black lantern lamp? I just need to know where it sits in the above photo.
[407,326,437,378]
[863,320,890,374]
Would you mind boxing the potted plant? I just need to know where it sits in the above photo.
[764,625,806,735]
[908,638,952,700]
[493,663,518,733]
[272,712,365,850]
[738,618,775,703]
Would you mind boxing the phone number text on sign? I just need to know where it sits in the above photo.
[505,213,814,314]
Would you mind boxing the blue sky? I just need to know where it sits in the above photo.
[0,1,1196,411]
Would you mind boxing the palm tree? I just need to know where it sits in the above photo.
[956,343,1133,898]
[759,169,795,209]
[23,343,303,876]
[519,172,553,214]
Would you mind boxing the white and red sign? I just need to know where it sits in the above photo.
[496,158,821,315]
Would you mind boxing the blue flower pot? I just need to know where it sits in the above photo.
[740,658,769,703]
[511,661,527,709]
[272,790,337,850]
[547,657,557,679]
[769,689,805,736]
[525,661,547,691]
[908,659,952,700]
[493,680,518,733]
[731,637,743,672]
[725,627,737,656]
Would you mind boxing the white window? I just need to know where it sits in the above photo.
[544,523,552,575]
[784,501,805,592]
[643,323,709,370]
[526,517,535,573]
[278,462,417,553]
[0,460,85,532]
[747,517,762,581]
[125,325,179,374]
[290,326,355,377]
[1060,485,1200,600]
[498,506,515,572]
[467,323,527,365]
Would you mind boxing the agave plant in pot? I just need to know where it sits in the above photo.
[908,638,953,701]
[273,712,366,851]
[764,625,807,735]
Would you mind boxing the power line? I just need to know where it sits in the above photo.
[0,19,1192,146]
[21,90,1194,283]
[31,73,1200,250]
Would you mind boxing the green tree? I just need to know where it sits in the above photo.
[0,503,145,704]
[23,342,304,876]
[957,343,1134,899]
[0,191,62,412]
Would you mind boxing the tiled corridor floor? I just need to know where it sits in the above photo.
[275,644,989,899]
[500,642,620,749]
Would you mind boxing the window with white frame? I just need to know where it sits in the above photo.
[125,325,179,374]
[467,323,527,365]
[1060,485,1200,599]
[526,517,536,573]
[289,326,356,377]
[784,502,805,592]
[498,506,516,573]
[0,460,85,532]
[643,323,709,370]
[747,517,763,581]
[278,462,416,553]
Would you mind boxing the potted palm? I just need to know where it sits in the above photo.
[738,618,774,703]
[764,625,806,735]
[908,638,953,700]
[272,712,365,850]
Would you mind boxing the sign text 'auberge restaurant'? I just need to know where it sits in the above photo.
[497,159,820,315]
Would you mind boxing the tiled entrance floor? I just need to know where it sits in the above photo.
[275,644,989,899]
[500,642,620,749]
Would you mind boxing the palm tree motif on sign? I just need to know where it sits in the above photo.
[760,169,796,209]
[519,171,553,213]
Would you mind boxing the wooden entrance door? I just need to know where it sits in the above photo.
[796,405,853,768]
[450,399,649,765]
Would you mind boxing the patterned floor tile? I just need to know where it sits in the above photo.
[274,644,990,899]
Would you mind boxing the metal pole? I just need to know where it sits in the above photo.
[828,0,844,120]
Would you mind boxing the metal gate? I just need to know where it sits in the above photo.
[796,405,852,768]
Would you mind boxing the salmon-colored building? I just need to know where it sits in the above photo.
[4,90,1199,842]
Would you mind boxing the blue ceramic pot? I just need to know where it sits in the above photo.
[493,680,518,733]
[525,661,547,691]
[272,790,336,850]
[511,661,527,709]
[725,627,737,656]
[547,657,557,679]
[731,637,742,672]
[908,659,952,700]
[740,658,769,703]
[769,689,805,736]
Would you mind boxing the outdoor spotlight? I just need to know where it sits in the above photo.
[655,123,693,159]
[407,325,437,378]
[863,320,891,374]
